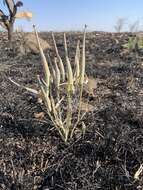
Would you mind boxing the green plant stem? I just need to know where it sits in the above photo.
[65,85,72,142]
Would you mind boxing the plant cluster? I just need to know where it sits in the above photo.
[123,35,143,51]
[10,25,88,142]
[34,25,87,142]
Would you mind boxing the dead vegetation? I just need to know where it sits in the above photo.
[0,0,32,41]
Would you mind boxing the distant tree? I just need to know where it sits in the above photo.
[0,0,32,42]
[129,20,139,33]
[114,17,126,33]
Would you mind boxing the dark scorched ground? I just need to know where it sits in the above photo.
[0,32,143,190]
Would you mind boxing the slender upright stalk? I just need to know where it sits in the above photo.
[64,33,74,141]
[77,25,87,123]
[52,33,65,82]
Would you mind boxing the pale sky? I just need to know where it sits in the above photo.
[0,0,143,32]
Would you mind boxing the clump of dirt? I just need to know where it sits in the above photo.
[0,32,143,190]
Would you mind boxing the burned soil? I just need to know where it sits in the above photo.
[0,32,143,190]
